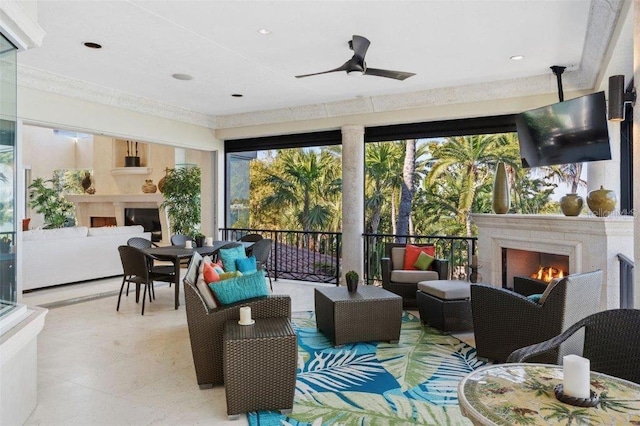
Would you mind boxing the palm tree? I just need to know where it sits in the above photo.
[544,163,586,194]
[261,148,341,232]
[396,139,416,241]
[365,142,402,234]
[425,135,502,236]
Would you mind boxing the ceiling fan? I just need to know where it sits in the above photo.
[295,35,416,81]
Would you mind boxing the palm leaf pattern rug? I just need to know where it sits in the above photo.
[248,311,487,425]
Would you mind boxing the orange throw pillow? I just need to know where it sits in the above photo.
[203,262,221,283]
[403,244,436,270]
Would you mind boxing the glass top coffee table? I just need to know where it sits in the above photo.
[314,286,402,347]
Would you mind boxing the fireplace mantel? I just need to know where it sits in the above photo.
[472,214,633,309]
[66,193,170,243]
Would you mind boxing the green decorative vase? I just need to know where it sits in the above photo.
[587,185,616,217]
[492,162,510,214]
[560,193,584,216]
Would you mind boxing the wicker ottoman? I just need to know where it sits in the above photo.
[314,286,402,347]
[223,318,297,419]
[417,280,473,332]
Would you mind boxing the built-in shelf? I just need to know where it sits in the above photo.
[110,167,153,175]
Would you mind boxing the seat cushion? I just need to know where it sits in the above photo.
[391,269,438,284]
[418,280,470,300]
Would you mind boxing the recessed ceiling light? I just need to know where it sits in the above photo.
[231,94,243,98]
[257,28,272,35]
[172,73,193,81]
[510,55,525,61]
[83,42,102,49]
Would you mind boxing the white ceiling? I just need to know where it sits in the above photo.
[16,0,626,125]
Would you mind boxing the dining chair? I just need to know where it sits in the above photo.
[171,234,193,267]
[507,309,640,384]
[117,245,175,315]
[239,233,263,243]
[248,238,273,290]
[127,237,173,286]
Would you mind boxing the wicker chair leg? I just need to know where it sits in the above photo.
[117,278,126,311]
[141,284,147,315]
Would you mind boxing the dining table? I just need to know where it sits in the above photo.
[142,241,254,309]
[458,363,640,425]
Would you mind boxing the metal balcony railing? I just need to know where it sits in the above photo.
[220,228,477,286]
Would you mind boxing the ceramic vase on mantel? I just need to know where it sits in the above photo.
[560,193,584,216]
[142,179,157,194]
[586,185,616,217]
[492,162,510,214]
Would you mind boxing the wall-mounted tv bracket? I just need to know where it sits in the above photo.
[550,65,567,102]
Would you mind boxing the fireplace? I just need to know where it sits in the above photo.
[91,216,117,227]
[473,213,633,310]
[125,208,162,242]
[502,248,569,289]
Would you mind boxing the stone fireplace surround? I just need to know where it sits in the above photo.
[472,214,633,310]
[66,194,170,244]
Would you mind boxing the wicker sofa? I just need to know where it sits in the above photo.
[182,251,291,388]
[471,270,603,363]
[381,243,449,308]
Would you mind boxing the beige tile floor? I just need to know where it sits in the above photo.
[22,276,474,425]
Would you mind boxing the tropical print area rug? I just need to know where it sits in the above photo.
[248,311,487,425]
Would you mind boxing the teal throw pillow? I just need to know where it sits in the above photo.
[209,271,268,305]
[527,294,543,303]
[236,256,257,274]
[218,245,247,272]
[413,251,435,270]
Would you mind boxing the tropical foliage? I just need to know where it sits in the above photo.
[234,133,571,236]
[161,165,202,237]
[28,177,76,228]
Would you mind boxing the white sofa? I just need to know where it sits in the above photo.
[22,225,151,291]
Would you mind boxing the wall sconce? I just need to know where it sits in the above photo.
[608,75,636,121]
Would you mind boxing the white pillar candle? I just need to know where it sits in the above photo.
[184,240,193,249]
[205,237,213,246]
[563,354,591,398]
[240,306,252,324]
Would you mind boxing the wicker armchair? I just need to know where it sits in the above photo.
[381,243,449,308]
[507,309,640,384]
[471,270,603,363]
[183,251,291,388]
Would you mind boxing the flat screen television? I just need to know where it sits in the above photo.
[515,91,611,168]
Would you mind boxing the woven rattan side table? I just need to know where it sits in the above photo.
[223,317,297,419]
[314,286,402,347]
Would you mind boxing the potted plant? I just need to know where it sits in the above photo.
[345,270,359,293]
[160,165,201,237]
[192,232,206,247]
[28,177,76,229]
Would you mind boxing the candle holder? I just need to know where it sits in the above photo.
[469,265,482,283]
[554,384,599,407]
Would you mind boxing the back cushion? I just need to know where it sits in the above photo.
[219,245,247,272]
[402,244,436,270]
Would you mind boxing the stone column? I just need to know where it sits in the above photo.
[634,0,640,308]
[341,125,365,285]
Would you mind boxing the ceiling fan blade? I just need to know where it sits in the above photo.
[364,67,416,81]
[351,35,370,62]
[295,62,349,78]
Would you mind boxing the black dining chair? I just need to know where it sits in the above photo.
[117,245,176,315]
[248,238,273,290]
[127,237,173,286]
[171,234,193,267]
[239,233,263,243]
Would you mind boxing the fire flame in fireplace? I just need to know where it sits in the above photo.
[531,266,564,283]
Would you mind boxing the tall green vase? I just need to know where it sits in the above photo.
[492,162,510,214]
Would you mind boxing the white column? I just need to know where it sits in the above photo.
[634,0,640,308]
[341,125,365,285]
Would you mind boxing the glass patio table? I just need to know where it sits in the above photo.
[458,363,640,425]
